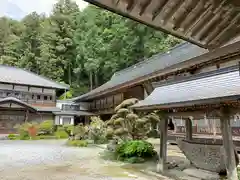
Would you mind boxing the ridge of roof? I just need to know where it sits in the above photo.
[0,64,69,89]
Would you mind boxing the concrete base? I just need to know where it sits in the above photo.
[183,168,220,180]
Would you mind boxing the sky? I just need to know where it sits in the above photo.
[0,0,89,19]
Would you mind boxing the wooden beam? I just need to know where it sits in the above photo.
[185,118,193,140]
[220,107,238,180]
[157,117,168,172]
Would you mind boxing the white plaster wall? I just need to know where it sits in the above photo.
[14,85,28,91]
[56,102,63,109]
[0,83,13,90]
[59,116,74,125]
[29,87,42,93]
[55,116,60,125]
[43,88,55,94]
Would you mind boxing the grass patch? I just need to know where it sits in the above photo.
[66,140,88,147]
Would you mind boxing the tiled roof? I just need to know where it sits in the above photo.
[0,65,69,89]
[0,97,37,112]
[74,42,207,101]
[132,66,240,109]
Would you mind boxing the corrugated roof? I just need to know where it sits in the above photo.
[132,66,240,109]
[74,42,207,101]
[0,65,69,89]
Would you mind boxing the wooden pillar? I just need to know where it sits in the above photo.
[157,118,168,173]
[25,110,29,123]
[185,118,193,140]
[220,107,238,180]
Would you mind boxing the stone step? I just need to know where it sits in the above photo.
[183,168,220,180]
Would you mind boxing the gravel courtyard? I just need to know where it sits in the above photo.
[0,140,160,180]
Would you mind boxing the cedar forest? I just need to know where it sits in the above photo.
[0,0,181,98]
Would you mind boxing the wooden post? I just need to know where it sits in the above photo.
[220,107,238,180]
[185,118,193,140]
[25,110,29,123]
[157,118,168,173]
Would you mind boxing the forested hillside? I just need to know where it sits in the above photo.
[0,0,181,97]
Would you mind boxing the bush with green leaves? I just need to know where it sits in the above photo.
[38,120,54,135]
[73,123,88,140]
[8,134,19,140]
[16,122,39,140]
[66,140,88,147]
[63,124,74,136]
[115,140,157,163]
[54,126,69,139]
[88,116,107,144]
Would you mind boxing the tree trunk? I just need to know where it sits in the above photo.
[89,71,93,90]
[94,71,98,88]
[68,64,72,85]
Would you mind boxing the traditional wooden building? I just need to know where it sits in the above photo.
[0,65,69,134]
[74,42,207,119]
[74,39,240,127]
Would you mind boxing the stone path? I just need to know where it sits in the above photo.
[0,140,161,180]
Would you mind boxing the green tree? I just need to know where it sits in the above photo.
[40,0,80,85]
[0,17,22,65]
[74,5,181,91]
[17,12,44,73]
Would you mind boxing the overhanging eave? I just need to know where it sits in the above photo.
[84,0,240,49]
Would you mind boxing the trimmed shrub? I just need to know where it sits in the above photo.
[8,134,19,140]
[38,120,54,135]
[63,124,74,136]
[54,126,69,139]
[19,131,30,140]
[115,140,157,163]
[66,140,88,147]
[88,116,107,144]
[18,123,31,140]
[73,123,88,140]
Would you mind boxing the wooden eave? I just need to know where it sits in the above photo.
[84,0,240,49]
